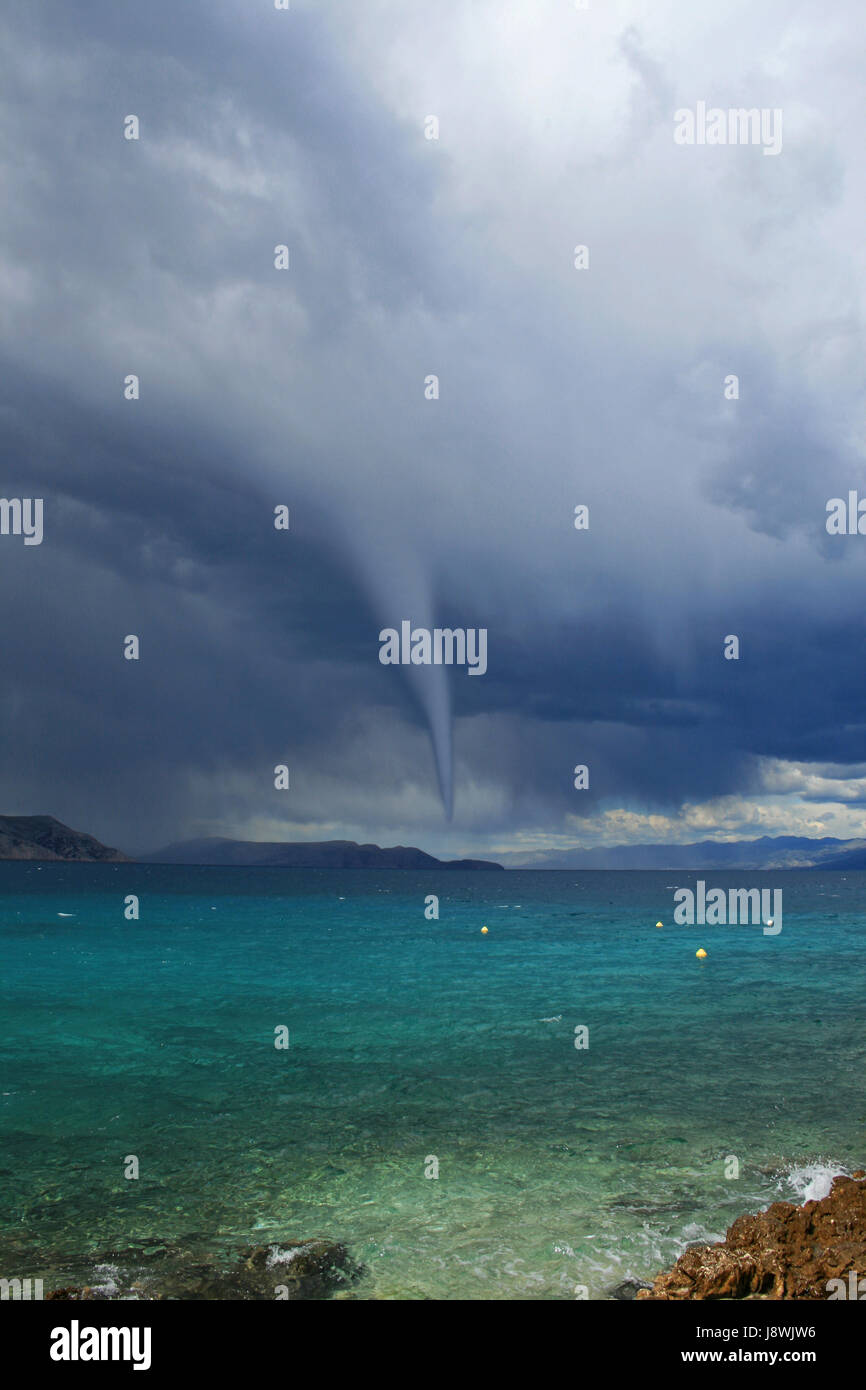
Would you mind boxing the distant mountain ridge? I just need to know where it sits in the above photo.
[5,820,866,872]
[142,837,504,870]
[0,815,129,862]
[495,835,866,870]
[816,845,866,870]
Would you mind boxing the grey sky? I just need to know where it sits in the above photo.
[1,1,865,858]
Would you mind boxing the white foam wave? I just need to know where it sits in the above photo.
[265,1243,314,1268]
[90,1263,122,1295]
[782,1162,848,1204]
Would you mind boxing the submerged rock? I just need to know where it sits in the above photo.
[638,1172,866,1300]
[233,1240,360,1300]
[608,1277,652,1300]
[43,1237,363,1301]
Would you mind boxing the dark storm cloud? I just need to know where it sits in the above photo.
[2,1,866,854]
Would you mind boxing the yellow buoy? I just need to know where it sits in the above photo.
[655,921,663,929]
[481,925,488,934]
[696,948,707,959]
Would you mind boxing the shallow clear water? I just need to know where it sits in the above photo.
[1,864,863,1299]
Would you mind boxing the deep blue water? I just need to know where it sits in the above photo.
[1,864,863,1298]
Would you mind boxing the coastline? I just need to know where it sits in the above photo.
[28,1172,866,1300]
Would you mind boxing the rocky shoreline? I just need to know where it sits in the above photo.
[637,1170,866,1300]
[19,1174,866,1300]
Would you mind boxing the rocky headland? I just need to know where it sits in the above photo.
[637,1171,866,1299]
[0,814,129,861]
[143,836,503,869]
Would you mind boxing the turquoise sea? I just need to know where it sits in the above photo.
[1,864,863,1299]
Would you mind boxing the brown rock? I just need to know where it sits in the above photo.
[637,1173,866,1300]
